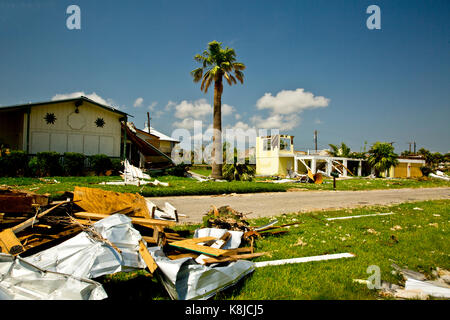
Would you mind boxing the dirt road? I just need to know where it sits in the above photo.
[148,187,450,224]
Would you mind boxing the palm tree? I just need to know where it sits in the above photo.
[367,142,399,177]
[222,143,255,181]
[328,142,351,157]
[191,41,246,179]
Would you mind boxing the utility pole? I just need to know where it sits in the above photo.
[147,112,151,133]
[314,130,318,153]
[413,141,416,154]
[407,142,412,153]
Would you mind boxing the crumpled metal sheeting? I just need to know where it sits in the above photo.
[149,246,254,300]
[193,228,243,249]
[24,214,146,279]
[0,253,107,300]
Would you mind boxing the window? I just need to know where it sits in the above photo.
[263,138,271,151]
[280,137,291,151]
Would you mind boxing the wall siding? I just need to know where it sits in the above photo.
[29,101,122,156]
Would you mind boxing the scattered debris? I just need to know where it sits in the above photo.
[202,205,250,231]
[326,212,394,221]
[254,253,355,268]
[100,159,169,186]
[413,207,424,211]
[356,264,450,300]
[429,171,450,181]
[0,253,107,300]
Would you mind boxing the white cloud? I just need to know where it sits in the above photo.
[222,104,235,117]
[251,114,300,131]
[174,99,212,119]
[148,101,158,111]
[235,113,242,120]
[172,118,199,130]
[51,92,116,107]
[256,88,330,115]
[133,97,144,107]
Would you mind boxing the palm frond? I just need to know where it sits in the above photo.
[234,70,244,84]
[191,67,203,82]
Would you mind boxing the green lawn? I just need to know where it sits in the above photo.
[0,175,448,201]
[0,175,287,200]
[100,199,450,300]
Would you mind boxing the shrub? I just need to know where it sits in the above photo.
[89,154,112,175]
[28,157,39,177]
[111,158,123,175]
[36,152,63,176]
[0,150,29,177]
[167,164,189,177]
[63,152,86,176]
[420,166,432,177]
[222,163,255,181]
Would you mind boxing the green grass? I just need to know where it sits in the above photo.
[0,175,288,200]
[0,175,448,201]
[264,176,450,191]
[99,199,449,300]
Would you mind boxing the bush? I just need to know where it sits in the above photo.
[167,164,189,177]
[420,166,433,177]
[36,152,63,176]
[222,163,255,181]
[89,154,112,175]
[111,158,123,175]
[0,150,29,177]
[63,152,86,176]
[28,157,39,177]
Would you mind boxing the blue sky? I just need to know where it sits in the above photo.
[0,0,449,153]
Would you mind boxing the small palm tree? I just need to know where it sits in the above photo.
[328,142,351,157]
[368,142,399,177]
[191,41,246,179]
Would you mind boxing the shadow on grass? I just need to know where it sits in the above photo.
[98,271,171,301]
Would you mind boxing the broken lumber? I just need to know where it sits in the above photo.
[0,228,24,255]
[139,240,158,274]
[0,188,49,213]
[11,200,71,234]
[169,237,229,257]
[73,186,151,219]
[202,252,267,265]
[73,211,176,228]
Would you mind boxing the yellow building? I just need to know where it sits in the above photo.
[384,158,425,178]
[256,134,365,177]
[256,135,295,176]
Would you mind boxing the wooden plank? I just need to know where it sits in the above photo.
[73,211,176,227]
[139,240,158,274]
[0,190,48,213]
[11,200,70,233]
[73,186,151,219]
[203,252,267,265]
[169,237,228,257]
[21,227,82,252]
[195,232,231,264]
[0,228,24,255]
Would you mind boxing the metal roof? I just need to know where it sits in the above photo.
[0,96,131,117]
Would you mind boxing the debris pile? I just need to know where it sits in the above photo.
[0,186,293,300]
[354,263,450,299]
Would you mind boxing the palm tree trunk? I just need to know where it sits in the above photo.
[211,77,223,179]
